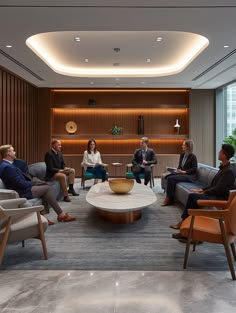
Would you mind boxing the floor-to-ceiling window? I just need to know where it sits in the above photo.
[216,82,236,164]
[225,83,236,136]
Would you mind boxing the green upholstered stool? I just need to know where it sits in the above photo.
[81,164,109,189]
[125,164,155,188]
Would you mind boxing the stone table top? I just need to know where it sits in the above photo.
[86,181,157,212]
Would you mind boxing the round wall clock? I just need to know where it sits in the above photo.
[65,121,78,134]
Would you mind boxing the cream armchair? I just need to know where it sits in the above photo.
[0,198,48,265]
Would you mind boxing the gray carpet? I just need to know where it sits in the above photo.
[1,179,231,271]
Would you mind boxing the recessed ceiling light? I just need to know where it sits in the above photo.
[90,81,94,85]
[115,78,120,81]
[85,58,89,62]
[224,45,229,48]
[6,45,12,48]
[147,58,151,63]
[74,37,80,42]
[156,37,162,42]
[141,81,145,85]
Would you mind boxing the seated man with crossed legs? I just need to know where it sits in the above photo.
[45,139,79,202]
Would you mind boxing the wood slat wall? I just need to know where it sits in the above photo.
[0,68,39,164]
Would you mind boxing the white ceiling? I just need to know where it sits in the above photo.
[1,0,236,89]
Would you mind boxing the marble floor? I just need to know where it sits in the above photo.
[0,270,236,313]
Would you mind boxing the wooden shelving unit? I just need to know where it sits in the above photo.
[50,89,189,177]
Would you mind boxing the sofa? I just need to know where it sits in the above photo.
[0,162,64,206]
[161,162,236,207]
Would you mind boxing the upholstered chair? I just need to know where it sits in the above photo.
[180,190,236,280]
[0,198,48,265]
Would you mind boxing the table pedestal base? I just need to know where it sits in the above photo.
[97,209,142,223]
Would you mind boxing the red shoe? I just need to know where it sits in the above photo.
[47,219,55,226]
[57,213,76,222]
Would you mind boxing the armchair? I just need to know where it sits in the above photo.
[180,190,236,280]
[0,198,48,266]
[125,163,155,187]
[81,163,109,189]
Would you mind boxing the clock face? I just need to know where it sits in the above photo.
[65,121,77,134]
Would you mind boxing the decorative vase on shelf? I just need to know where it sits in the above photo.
[174,119,181,135]
[137,115,144,135]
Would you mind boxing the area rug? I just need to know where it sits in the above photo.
[0,180,230,271]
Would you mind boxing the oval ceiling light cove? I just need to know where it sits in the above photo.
[26,31,209,78]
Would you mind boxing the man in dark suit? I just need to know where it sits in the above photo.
[132,137,157,185]
[0,144,76,224]
[45,139,79,202]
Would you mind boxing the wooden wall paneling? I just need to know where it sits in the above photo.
[2,71,7,145]
[0,69,2,145]
[52,89,189,107]
[37,88,52,161]
[10,75,15,146]
[6,73,11,145]
[63,153,180,178]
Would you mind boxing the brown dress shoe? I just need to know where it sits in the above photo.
[161,197,172,206]
[169,221,182,230]
[64,196,71,202]
[47,219,55,226]
[57,213,76,222]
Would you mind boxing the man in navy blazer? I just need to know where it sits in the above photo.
[132,137,157,185]
[0,144,76,223]
[45,139,79,202]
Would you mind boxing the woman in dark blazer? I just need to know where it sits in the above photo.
[161,140,197,206]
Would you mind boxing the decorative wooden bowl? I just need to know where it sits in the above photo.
[109,178,134,194]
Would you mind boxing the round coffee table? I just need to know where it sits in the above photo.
[86,181,157,223]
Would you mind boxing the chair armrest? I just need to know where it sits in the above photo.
[0,205,44,218]
[0,198,27,209]
[126,163,133,171]
[0,188,19,199]
[188,208,229,220]
[102,163,108,168]
[197,199,228,209]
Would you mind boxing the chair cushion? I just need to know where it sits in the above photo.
[126,172,145,179]
[84,172,96,179]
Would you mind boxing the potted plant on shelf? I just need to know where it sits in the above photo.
[110,125,123,135]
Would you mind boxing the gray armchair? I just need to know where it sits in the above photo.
[0,198,48,265]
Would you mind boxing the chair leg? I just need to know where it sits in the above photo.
[230,243,236,261]
[22,240,25,248]
[219,220,236,280]
[37,212,48,260]
[183,216,195,269]
[0,217,12,265]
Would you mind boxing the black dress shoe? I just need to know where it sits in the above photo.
[172,232,186,240]
[68,189,79,196]
[64,195,71,202]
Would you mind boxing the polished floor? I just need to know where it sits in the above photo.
[1,179,236,312]
[0,270,236,313]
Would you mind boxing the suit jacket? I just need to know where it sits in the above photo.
[203,162,235,199]
[0,160,33,199]
[177,153,198,175]
[45,149,66,179]
[132,148,157,166]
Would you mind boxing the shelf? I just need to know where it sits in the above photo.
[53,134,188,140]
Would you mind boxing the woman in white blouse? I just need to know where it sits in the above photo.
[82,139,107,183]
